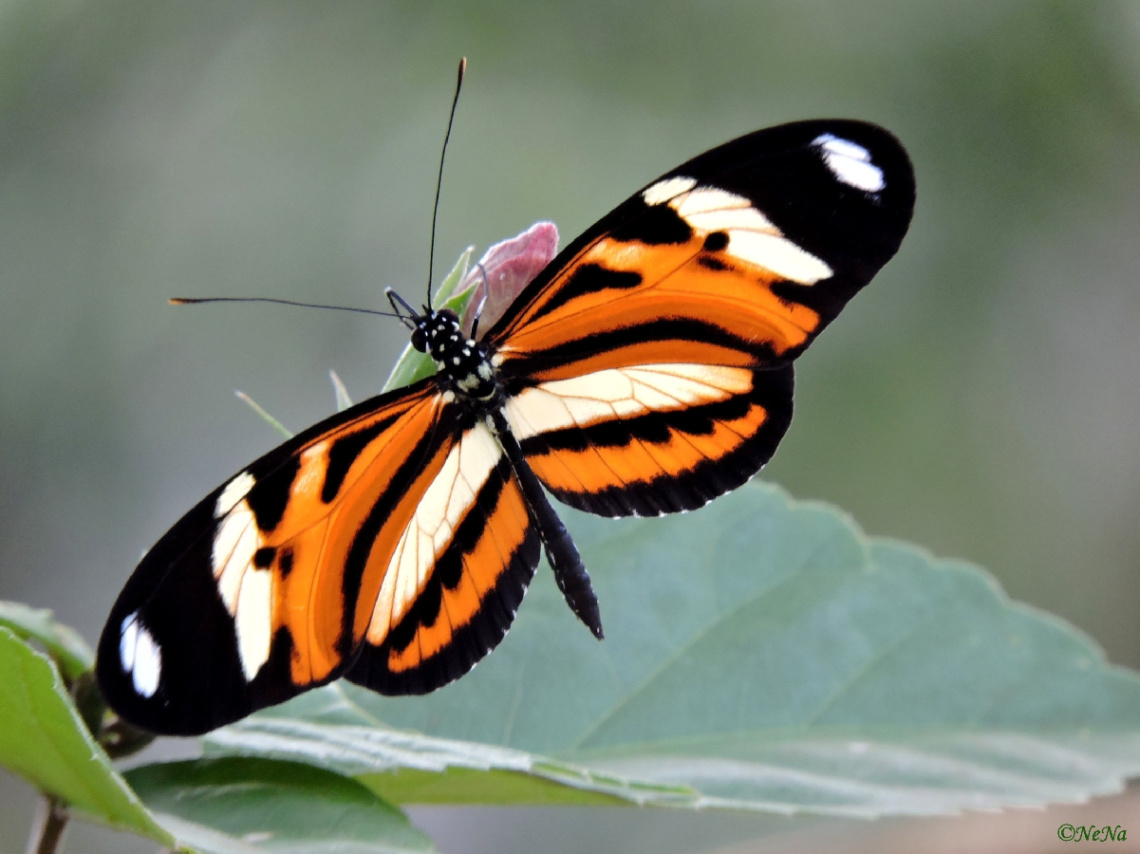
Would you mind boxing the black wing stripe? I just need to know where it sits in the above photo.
[501,318,764,388]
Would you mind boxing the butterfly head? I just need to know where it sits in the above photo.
[386,289,439,353]
[420,308,465,360]
[409,321,428,353]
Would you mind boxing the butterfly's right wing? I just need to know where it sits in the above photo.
[486,120,915,517]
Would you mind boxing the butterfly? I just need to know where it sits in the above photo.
[97,119,915,735]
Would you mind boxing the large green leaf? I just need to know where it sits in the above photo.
[0,626,172,842]
[204,483,1140,816]
[205,691,691,807]
[126,757,435,854]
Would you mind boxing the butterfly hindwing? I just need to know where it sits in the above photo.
[504,364,795,516]
[488,120,914,516]
[346,427,541,695]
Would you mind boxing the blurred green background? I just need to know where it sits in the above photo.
[2,1,1138,852]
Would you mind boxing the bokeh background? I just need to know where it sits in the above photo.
[2,1,1138,852]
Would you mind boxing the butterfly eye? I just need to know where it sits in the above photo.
[411,327,427,352]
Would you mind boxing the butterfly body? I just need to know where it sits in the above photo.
[98,119,915,735]
[394,299,604,638]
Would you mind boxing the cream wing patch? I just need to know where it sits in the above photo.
[211,470,273,681]
[119,611,162,698]
[504,363,754,439]
[641,175,697,205]
[366,423,503,645]
[641,177,833,285]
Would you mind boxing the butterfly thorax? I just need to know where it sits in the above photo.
[414,308,498,403]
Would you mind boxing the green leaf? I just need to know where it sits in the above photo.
[126,757,435,853]
[204,698,691,807]
[204,483,1140,816]
[0,600,95,683]
[0,626,172,843]
[382,247,474,393]
[431,246,475,307]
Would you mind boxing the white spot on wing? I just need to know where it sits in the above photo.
[673,186,833,284]
[120,612,162,698]
[505,363,753,439]
[814,133,885,193]
[215,471,255,518]
[723,228,832,284]
[211,472,273,681]
[235,567,273,680]
[368,422,503,643]
[644,180,832,285]
[642,175,697,206]
[213,498,259,613]
[119,615,137,671]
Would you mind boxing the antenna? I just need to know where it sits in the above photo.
[169,296,399,319]
[426,57,467,306]
[385,288,421,331]
[172,60,469,327]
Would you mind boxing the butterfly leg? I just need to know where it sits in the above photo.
[486,408,604,639]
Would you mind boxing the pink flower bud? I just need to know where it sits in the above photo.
[460,221,559,337]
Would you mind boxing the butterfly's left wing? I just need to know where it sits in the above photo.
[97,381,456,733]
[485,120,915,516]
[98,379,545,732]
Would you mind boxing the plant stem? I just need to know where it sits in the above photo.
[26,795,68,854]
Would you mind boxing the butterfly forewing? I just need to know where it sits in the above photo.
[97,381,461,734]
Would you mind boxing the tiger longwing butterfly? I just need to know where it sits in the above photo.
[98,119,915,735]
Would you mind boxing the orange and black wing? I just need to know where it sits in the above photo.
[97,382,537,733]
[485,120,915,516]
[343,424,540,696]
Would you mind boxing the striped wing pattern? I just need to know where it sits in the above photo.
[493,120,914,516]
[97,119,914,735]
[504,362,793,516]
[346,426,540,695]
[98,381,453,733]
